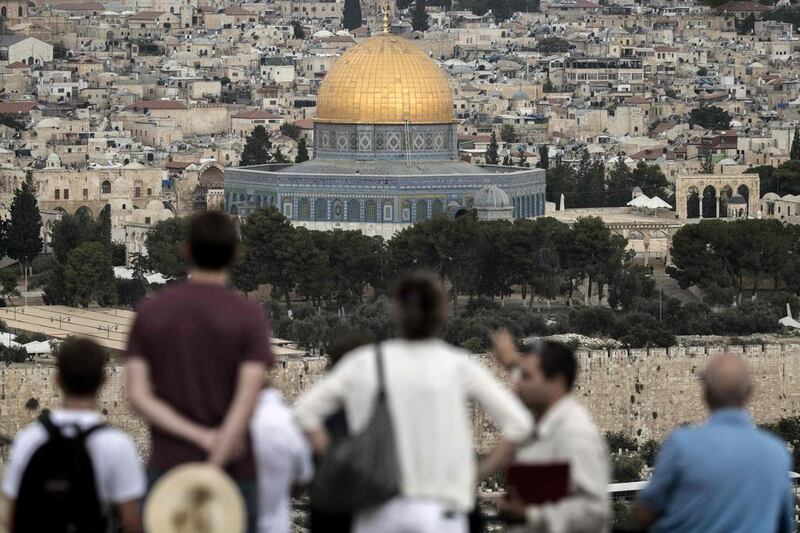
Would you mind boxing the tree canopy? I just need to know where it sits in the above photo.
[343,0,362,30]
[689,106,732,130]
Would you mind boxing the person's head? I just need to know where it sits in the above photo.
[184,212,239,272]
[515,340,577,414]
[55,337,107,399]
[327,335,372,369]
[701,354,752,411]
[393,272,447,340]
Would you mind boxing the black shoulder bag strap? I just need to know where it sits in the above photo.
[375,341,386,400]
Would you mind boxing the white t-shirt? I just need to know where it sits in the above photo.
[2,409,147,530]
[250,389,314,533]
[294,339,533,513]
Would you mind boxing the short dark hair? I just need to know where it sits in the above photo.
[527,340,578,390]
[327,335,372,368]
[393,271,447,340]
[187,212,239,270]
[56,338,107,396]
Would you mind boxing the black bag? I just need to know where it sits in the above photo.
[310,342,400,513]
[13,411,108,533]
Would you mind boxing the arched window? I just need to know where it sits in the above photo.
[101,180,111,194]
[347,199,360,221]
[431,199,444,218]
[1,7,6,17]
[401,200,411,222]
[314,198,327,221]
[416,200,428,222]
[298,198,311,220]
[365,199,378,222]
[17,6,21,16]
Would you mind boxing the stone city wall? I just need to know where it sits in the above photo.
[2,344,800,457]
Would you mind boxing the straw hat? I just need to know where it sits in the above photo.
[144,463,245,533]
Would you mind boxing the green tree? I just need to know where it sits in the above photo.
[280,123,301,140]
[239,125,273,166]
[791,127,800,161]
[5,181,43,284]
[537,144,549,169]
[235,207,305,309]
[343,0,363,30]
[606,153,634,207]
[500,124,518,143]
[271,146,289,164]
[631,161,670,200]
[701,154,714,174]
[411,0,429,31]
[295,137,309,163]
[96,204,112,248]
[485,131,499,165]
[545,154,577,205]
[689,106,732,130]
[0,269,19,305]
[53,41,68,59]
[290,20,306,39]
[542,79,555,93]
[144,217,190,279]
[64,242,115,307]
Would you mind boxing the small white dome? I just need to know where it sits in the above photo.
[475,184,510,209]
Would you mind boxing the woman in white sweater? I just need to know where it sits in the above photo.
[294,272,534,533]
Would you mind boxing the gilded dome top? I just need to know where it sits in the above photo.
[316,34,454,124]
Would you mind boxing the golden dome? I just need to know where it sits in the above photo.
[316,34,454,124]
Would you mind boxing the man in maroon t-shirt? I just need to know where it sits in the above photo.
[125,212,273,533]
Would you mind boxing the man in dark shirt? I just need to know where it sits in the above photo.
[125,212,273,533]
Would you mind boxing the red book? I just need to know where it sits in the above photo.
[505,462,570,504]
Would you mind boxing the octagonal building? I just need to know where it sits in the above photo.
[224,32,546,238]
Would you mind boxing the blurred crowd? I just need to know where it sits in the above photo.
[1,212,795,533]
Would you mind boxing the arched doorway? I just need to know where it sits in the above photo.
[365,199,378,222]
[75,206,93,219]
[702,185,717,219]
[719,185,733,218]
[314,198,327,221]
[298,198,311,220]
[737,184,750,216]
[431,199,444,218]
[686,186,699,218]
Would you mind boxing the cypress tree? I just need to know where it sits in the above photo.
[537,144,549,169]
[411,0,429,31]
[5,178,43,287]
[240,125,272,166]
[343,0,362,30]
[791,127,800,160]
[296,137,309,163]
[485,132,499,165]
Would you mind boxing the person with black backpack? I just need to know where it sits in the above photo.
[2,338,146,533]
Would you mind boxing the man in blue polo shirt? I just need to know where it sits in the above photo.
[635,354,794,533]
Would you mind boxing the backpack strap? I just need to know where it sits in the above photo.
[78,423,107,441]
[375,342,386,398]
[38,411,63,441]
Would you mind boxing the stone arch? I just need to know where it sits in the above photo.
[347,199,361,221]
[416,200,428,222]
[702,185,717,219]
[197,161,224,187]
[75,205,93,219]
[101,180,111,194]
[686,186,700,219]
[54,206,68,215]
[628,230,645,240]
[365,199,378,222]
[332,199,344,221]
[314,198,327,221]
[431,199,444,218]
[719,185,733,218]
[162,201,177,214]
[737,184,750,216]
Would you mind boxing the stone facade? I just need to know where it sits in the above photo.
[2,344,800,458]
